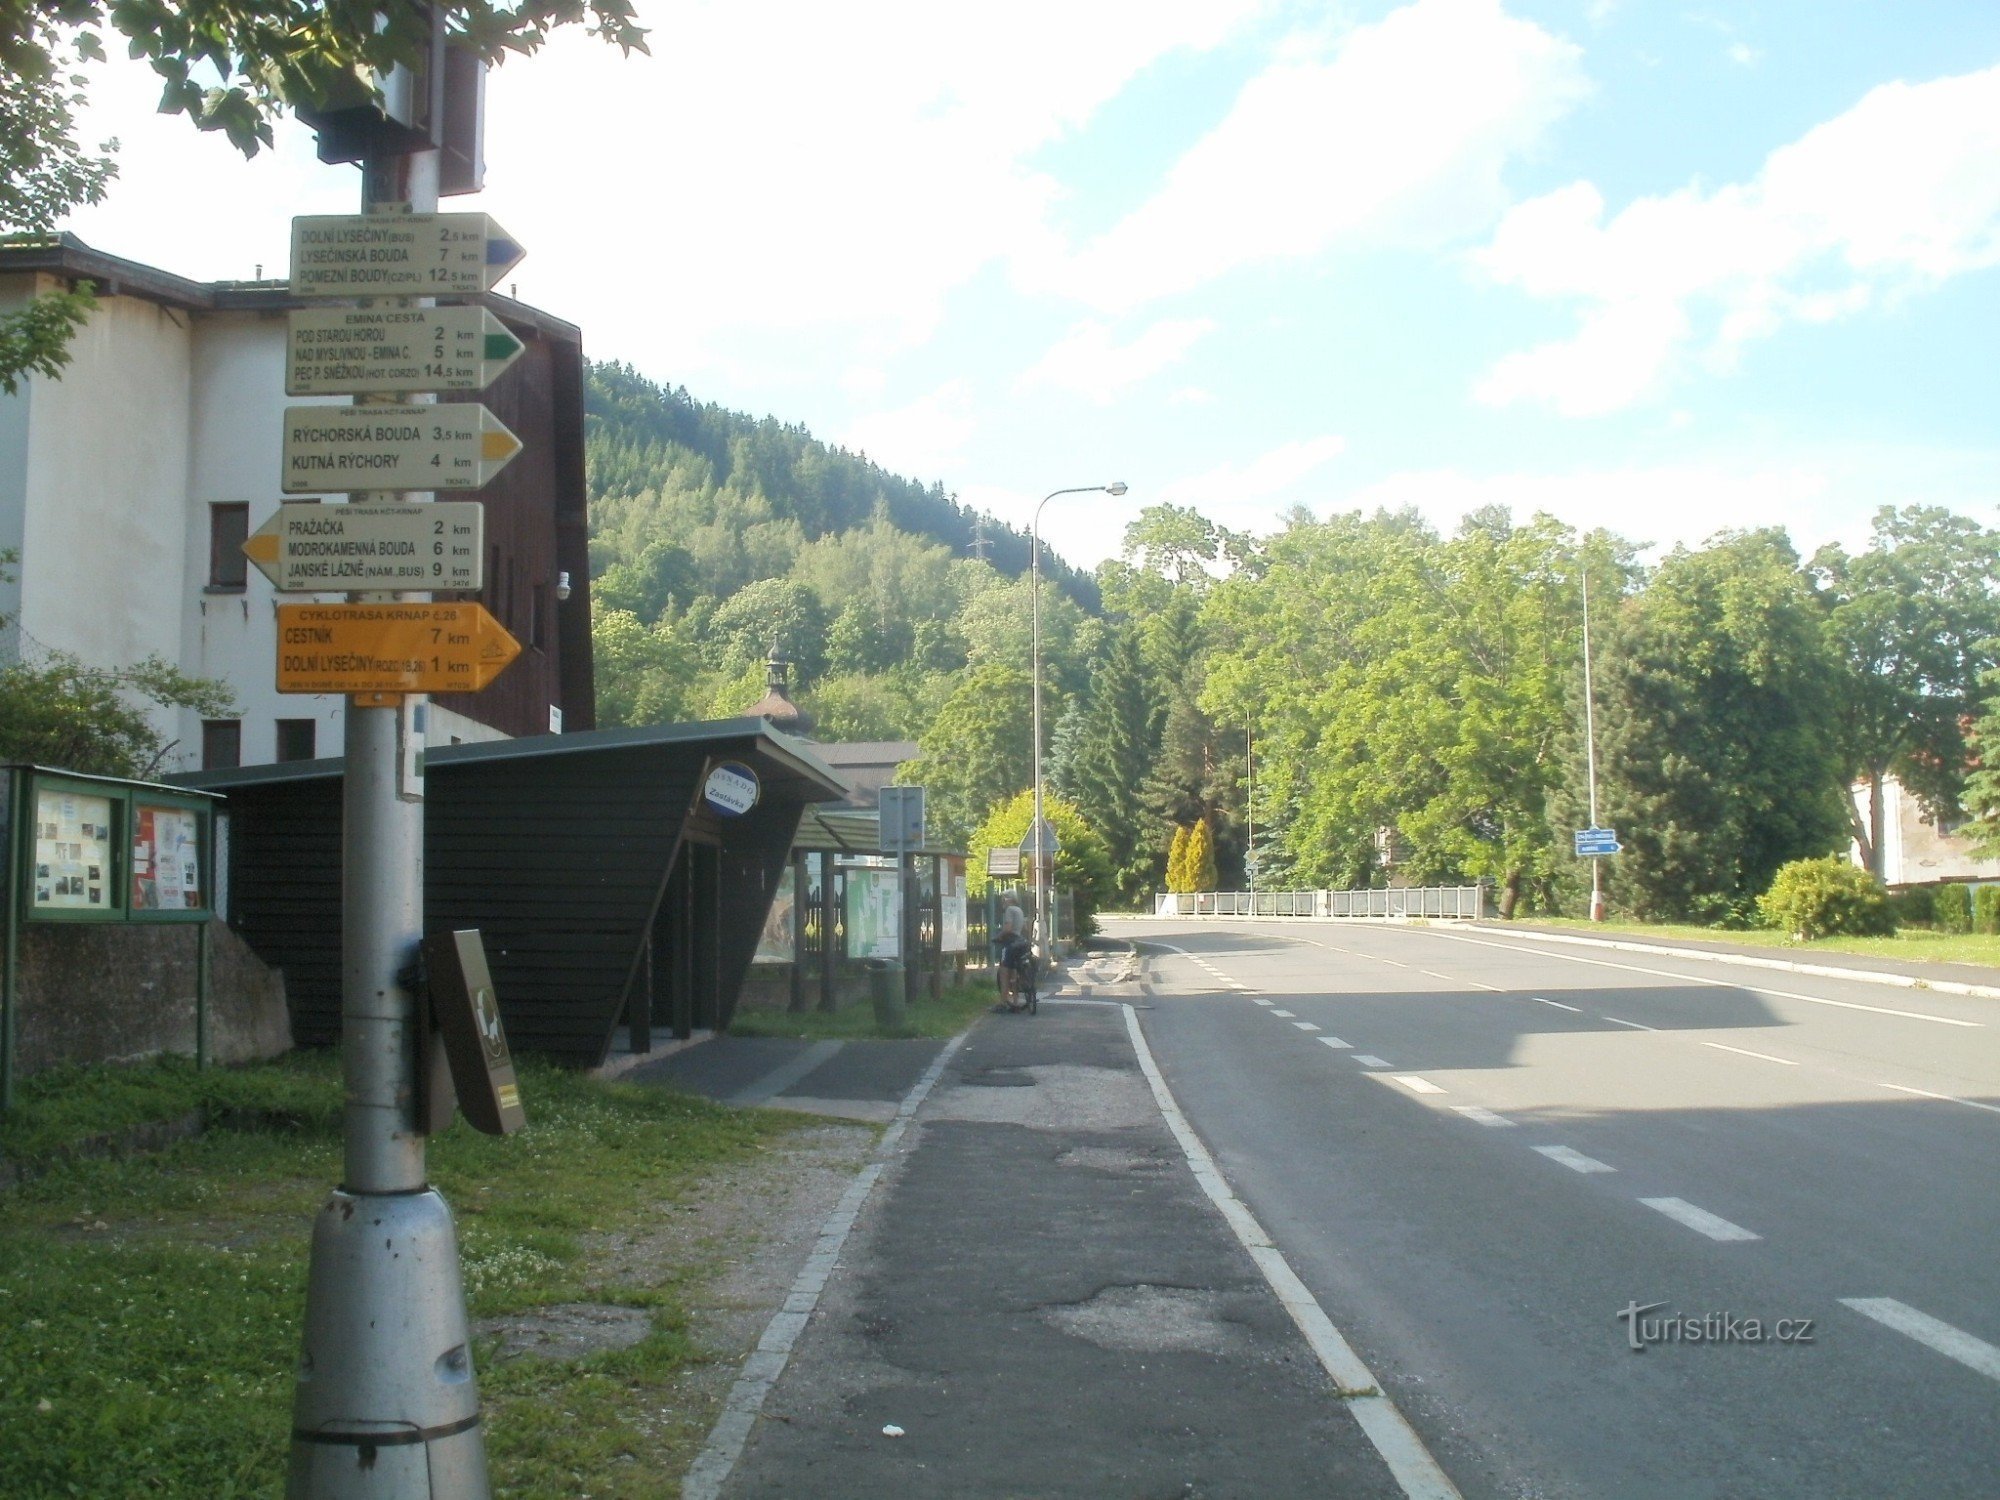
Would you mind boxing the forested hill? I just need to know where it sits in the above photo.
[584,362,1097,607]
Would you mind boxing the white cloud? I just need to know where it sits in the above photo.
[1017,318,1217,401]
[1474,64,2000,415]
[1035,0,1590,310]
[839,380,978,478]
[1158,435,1347,510]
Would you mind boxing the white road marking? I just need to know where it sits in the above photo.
[1390,1075,1446,1095]
[1318,1036,1352,1050]
[1353,1055,1392,1068]
[1702,1041,1798,1066]
[1123,1006,1464,1500]
[1451,1105,1514,1128]
[1293,1021,1321,1032]
[1875,1082,2000,1117]
[1534,1145,1615,1174]
[1415,929,1982,1028]
[1839,1298,2000,1384]
[1533,997,1582,1012]
[1271,1009,1297,1018]
[1640,1197,1760,1242]
[1603,1016,1656,1031]
[1252,997,1273,1006]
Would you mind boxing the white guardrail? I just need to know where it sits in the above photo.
[1152,886,1488,920]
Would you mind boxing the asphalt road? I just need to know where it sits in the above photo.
[1109,917,2000,1499]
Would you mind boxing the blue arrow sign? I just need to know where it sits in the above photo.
[1574,827,1621,857]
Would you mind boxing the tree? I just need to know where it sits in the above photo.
[0,652,235,777]
[1166,824,1190,893]
[1186,817,1217,892]
[1056,625,1162,903]
[896,664,1033,846]
[1559,530,1848,923]
[590,606,702,728]
[1810,507,2000,875]
[966,789,1115,934]
[1964,667,2000,859]
[3,0,647,390]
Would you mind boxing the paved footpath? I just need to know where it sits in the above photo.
[683,991,1417,1499]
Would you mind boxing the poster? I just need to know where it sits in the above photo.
[843,867,902,959]
[940,856,968,953]
[753,867,796,964]
[32,788,113,911]
[132,804,203,911]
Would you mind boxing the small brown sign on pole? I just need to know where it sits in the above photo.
[423,928,525,1136]
[986,847,1022,878]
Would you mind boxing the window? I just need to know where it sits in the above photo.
[208,504,249,589]
[202,720,241,770]
[275,718,316,763]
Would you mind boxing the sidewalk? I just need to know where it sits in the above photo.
[694,989,1409,1499]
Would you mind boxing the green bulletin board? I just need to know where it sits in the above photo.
[18,770,215,925]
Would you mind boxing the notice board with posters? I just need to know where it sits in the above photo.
[940,856,968,953]
[843,866,902,960]
[17,770,216,925]
[753,867,796,964]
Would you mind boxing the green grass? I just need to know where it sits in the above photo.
[1504,916,2000,970]
[0,1050,809,1497]
[727,976,999,1040]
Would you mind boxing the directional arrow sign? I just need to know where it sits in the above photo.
[276,603,521,695]
[243,501,485,592]
[1574,827,1622,857]
[290,213,526,298]
[281,403,522,493]
[286,307,524,396]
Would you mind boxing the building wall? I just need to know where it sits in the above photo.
[4,282,194,758]
[1852,776,2000,887]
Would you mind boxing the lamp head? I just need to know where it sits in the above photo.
[1106,481,1128,496]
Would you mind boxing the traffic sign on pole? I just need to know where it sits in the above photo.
[276,602,521,695]
[286,306,525,396]
[1574,827,1622,857]
[243,501,485,592]
[289,212,526,298]
[281,403,521,493]
[1020,816,1060,861]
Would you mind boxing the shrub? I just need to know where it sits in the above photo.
[1886,887,1936,927]
[1933,883,1975,934]
[1757,858,1897,941]
[1975,885,2000,937]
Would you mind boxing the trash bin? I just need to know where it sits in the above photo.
[868,959,906,1028]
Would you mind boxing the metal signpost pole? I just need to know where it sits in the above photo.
[1582,570,1605,924]
[288,146,491,1496]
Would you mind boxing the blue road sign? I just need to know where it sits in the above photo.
[1574,827,1621,857]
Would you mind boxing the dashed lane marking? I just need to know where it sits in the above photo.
[1604,1016,1656,1031]
[1875,1082,2000,1117]
[1451,1105,1513,1128]
[1702,1041,1798,1066]
[1271,1009,1297,1018]
[1353,1055,1392,1068]
[1533,997,1582,1012]
[1388,1075,1446,1094]
[1640,1196,1760,1242]
[1293,1021,1321,1032]
[1318,1036,1352,1050]
[1839,1298,2000,1384]
[1252,998,1273,1007]
[1533,1145,1615,1174]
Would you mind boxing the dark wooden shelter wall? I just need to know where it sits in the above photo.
[426,748,695,1063]
[714,800,807,1030]
[227,780,345,1046]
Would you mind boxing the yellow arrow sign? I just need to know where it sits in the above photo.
[276,603,521,696]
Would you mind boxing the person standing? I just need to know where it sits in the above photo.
[994,899,1028,1009]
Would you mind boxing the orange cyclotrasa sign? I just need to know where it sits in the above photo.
[276,603,520,696]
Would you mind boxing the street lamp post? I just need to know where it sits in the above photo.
[1031,481,1126,970]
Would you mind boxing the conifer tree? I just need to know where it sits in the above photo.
[1166,824,1191,893]
[1188,818,1218,892]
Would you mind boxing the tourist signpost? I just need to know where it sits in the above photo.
[286,305,525,396]
[244,500,484,592]
[289,211,525,298]
[276,603,521,695]
[281,402,521,493]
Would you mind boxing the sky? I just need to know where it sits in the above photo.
[58,0,2000,573]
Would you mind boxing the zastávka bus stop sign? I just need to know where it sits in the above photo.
[281,403,522,493]
[704,762,761,817]
[276,602,520,695]
[289,212,526,298]
[244,501,484,592]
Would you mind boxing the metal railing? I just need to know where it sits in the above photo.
[1152,886,1487,920]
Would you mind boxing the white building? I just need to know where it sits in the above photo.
[0,235,594,770]
[1850,775,2000,888]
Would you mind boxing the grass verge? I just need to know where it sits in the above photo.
[0,1049,811,1497]
[727,975,998,1040]
[1498,917,2000,971]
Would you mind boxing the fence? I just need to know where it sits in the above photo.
[1153,886,1487,920]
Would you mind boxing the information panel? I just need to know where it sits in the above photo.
[131,804,203,912]
[32,787,113,913]
[753,867,796,965]
[843,867,902,960]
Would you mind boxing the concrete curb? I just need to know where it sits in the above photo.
[1101,915,2000,1002]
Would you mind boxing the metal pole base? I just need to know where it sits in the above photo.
[288,1188,489,1499]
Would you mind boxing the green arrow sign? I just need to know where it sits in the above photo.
[286,307,524,396]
